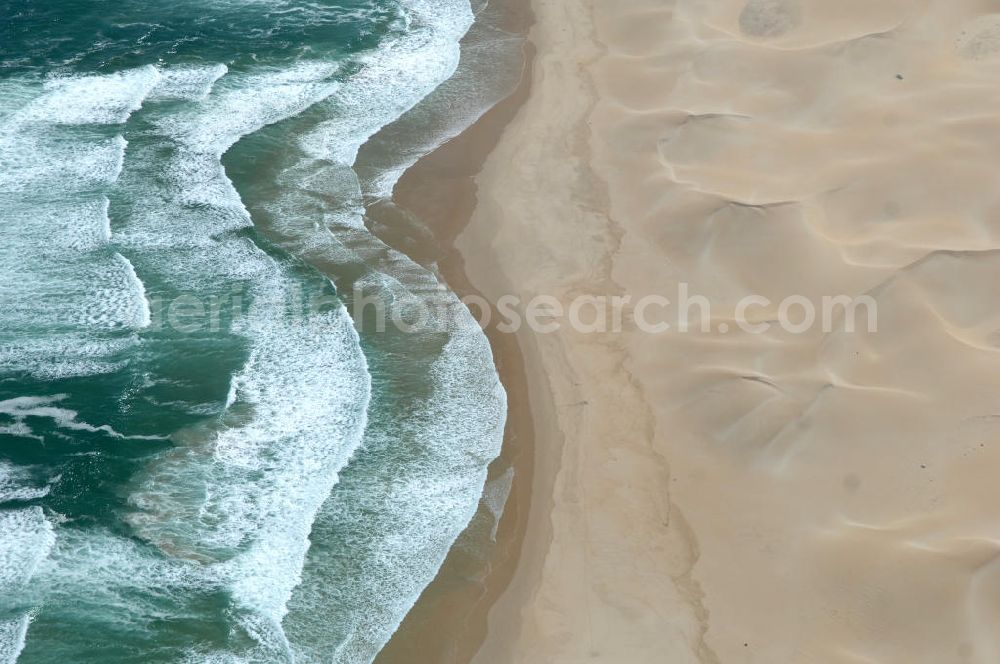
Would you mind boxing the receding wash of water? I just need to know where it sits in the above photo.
[0,0,511,661]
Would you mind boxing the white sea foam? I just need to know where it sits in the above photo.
[282,266,507,662]
[0,508,55,664]
[155,61,341,158]
[150,64,229,102]
[234,1,513,658]
[263,0,480,262]
[108,50,375,658]
[0,67,155,193]
[40,197,115,251]
[112,253,152,329]
[26,526,213,642]
[0,337,134,381]
[34,66,161,126]
[301,0,472,169]
[0,395,164,441]
[0,463,51,503]
[107,62,343,256]
[0,69,158,381]
[137,62,437,653]
[0,22,355,664]
[0,135,128,193]
[1,1,506,660]
[0,616,30,664]
[0,255,151,334]
[0,509,54,595]
[357,3,528,198]
[0,424,42,443]
[129,282,371,618]
[483,466,515,542]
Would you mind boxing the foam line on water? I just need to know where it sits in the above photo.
[0,135,128,194]
[231,1,514,656]
[22,525,218,656]
[483,466,515,542]
[0,508,55,664]
[281,273,507,661]
[0,462,52,503]
[357,5,528,199]
[112,253,152,329]
[0,2,496,659]
[1,19,368,664]
[156,61,341,159]
[0,337,133,381]
[128,288,372,609]
[44,196,116,252]
[300,0,474,168]
[32,66,161,126]
[0,68,161,381]
[0,616,30,664]
[150,65,229,102]
[0,396,165,441]
[265,0,478,250]
[0,509,54,599]
[106,56,375,656]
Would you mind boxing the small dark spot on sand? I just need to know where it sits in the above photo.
[920,464,927,469]
[896,73,904,80]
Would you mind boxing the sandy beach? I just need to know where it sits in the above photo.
[453,0,1000,661]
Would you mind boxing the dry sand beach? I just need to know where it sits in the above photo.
[453,0,1000,661]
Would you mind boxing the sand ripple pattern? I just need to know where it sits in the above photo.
[590,0,1000,661]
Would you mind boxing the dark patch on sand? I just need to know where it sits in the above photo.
[739,0,801,39]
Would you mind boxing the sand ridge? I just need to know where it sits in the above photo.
[462,0,1000,661]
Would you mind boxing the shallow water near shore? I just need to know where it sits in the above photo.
[0,0,509,661]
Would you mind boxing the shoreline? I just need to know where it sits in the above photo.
[377,0,720,659]
[371,0,536,661]
[456,0,714,660]
[451,0,1000,661]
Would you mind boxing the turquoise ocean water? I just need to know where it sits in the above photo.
[0,0,511,661]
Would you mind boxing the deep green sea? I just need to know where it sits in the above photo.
[0,0,510,661]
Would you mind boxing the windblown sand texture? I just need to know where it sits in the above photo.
[461,0,1000,661]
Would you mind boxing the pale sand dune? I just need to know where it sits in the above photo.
[461,0,1000,662]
